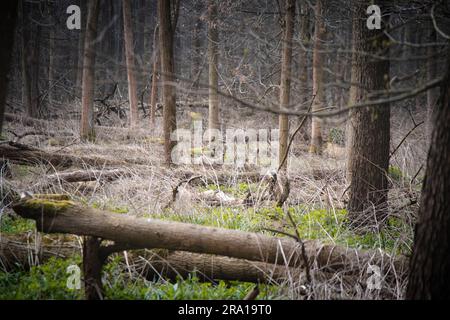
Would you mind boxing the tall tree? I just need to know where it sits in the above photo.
[426,27,438,142]
[149,25,160,126]
[298,1,310,110]
[407,43,450,300]
[278,0,296,170]
[80,0,100,141]
[20,0,41,118]
[158,0,177,165]
[346,0,390,225]
[191,2,203,89]
[122,0,139,128]
[0,1,18,135]
[208,0,220,132]
[309,0,325,154]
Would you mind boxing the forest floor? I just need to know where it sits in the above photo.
[0,103,426,299]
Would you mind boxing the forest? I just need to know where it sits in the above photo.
[0,0,449,301]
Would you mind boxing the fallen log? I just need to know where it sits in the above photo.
[139,250,298,284]
[0,234,80,270]
[4,113,49,128]
[0,233,295,283]
[37,169,132,190]
[0,141,126,168]
[11,197,408,279]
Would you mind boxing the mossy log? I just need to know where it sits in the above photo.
[11,197,408,280]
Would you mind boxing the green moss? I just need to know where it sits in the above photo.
[25,199,75,214]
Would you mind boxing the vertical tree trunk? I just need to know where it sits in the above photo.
[346,0,390,225]
[19,0,37,118]
[278,0,296,170]
[191,3,203,90]
[426,28,438,142]
[48,23,56,106]
[0,1,18,135]
[82,237,103,300]
[80,0,100,141]
[158,0,177,165]
[406,45,450,300]
[208,0,220,132]
[76,1,87,98]
[122,0,139,128]
[309,0,325,154]
[298,1,310,110]
[149,25,159,126]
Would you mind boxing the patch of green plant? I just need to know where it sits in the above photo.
[11,164,33,178]
[0,255,281,300]
[328,128,345,145]
[91,201,129,214]
[0,256,83,299]
[0,215,35,234]
[389,166,404,182]
[283,207,412,255]
[199,182,252,198]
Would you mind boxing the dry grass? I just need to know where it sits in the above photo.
[0,104,424,300]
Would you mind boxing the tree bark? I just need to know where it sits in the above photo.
[83,236,104,300]
[158,0,177,165]
[309,0,325,154]
[406,45,450,300]
[346,0,390,225]
[298,1,310,110]
[122,0,139,128]
[149,25,159,126]
[207,0,220,132]
[0,1,18,135]
[426,28,438,143]
[80,0,100,141]
[278,0,296,170]
[20,0,40,119]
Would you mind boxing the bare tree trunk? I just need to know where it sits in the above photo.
[158,0,177,165]
[48,23,56,106]
[309,0,325,154]
[149,25,159,126]
[191,3,203,89]
[346,0,390,225]
[426,28,438,142]
[406,45,450,300]
[122,0,139,128]
[76,1,87,98]
[20,0,31,118]
[278,0,296,170]
[298,1,310,110]
[83,236,104,300]
[207,0,220,131]
[0,1,18,135]
[80,0,100,141]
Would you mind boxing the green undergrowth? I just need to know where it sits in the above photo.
[151,205,412,255]
[199,182,252,197]
[0,255,280,300]
[0,215,35,234]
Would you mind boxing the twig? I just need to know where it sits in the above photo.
[277,95,315,172]
[390,121,424,158]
